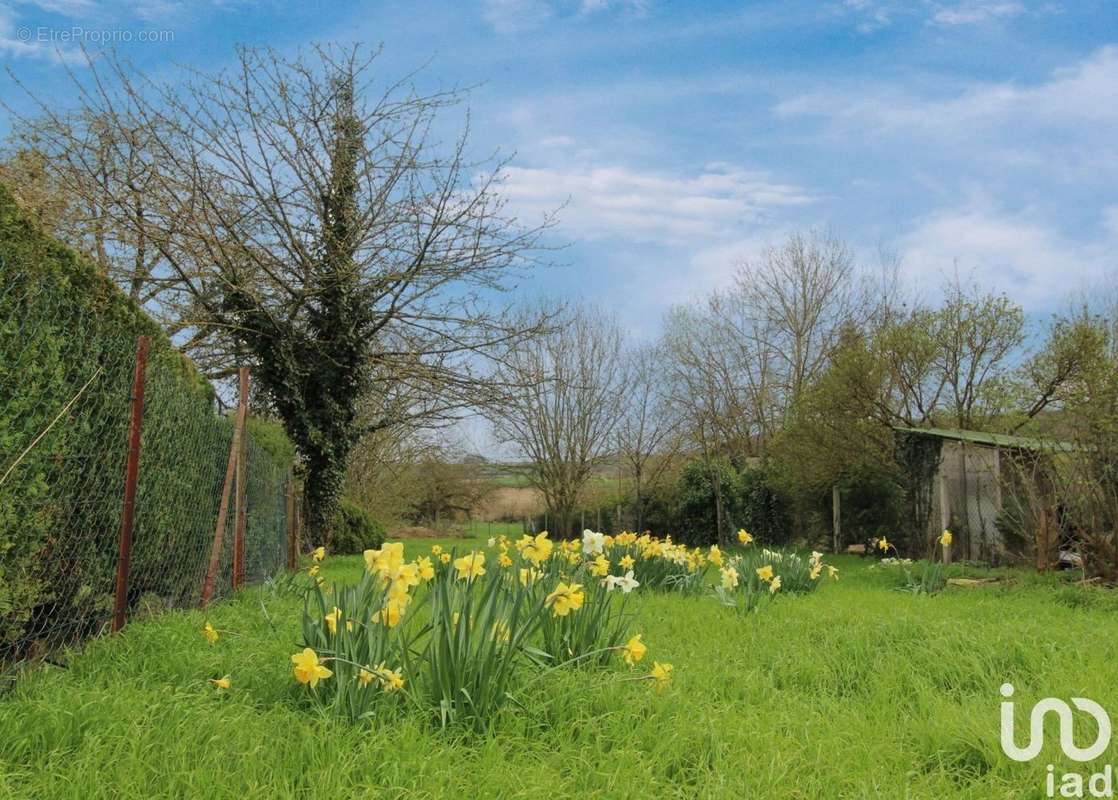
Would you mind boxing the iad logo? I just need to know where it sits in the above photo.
[1000,683,1114,798]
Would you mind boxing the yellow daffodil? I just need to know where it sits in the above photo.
[809,563,822,580]
[431,544,443,555]
[709,545,723,567]
[518,532,554,566]
[619,554,635,570]
[650,661,673,692]
[545,582,585,617]
[291,647,333,688]
[440,552,451,564]
[622,633,647,666]
[202,622,219,645]
[312,546,326,562]
[308,564,320,577]
[827,565,839,580]
[357,668,375,687]
[519,567,540,586]
[877,536,890,552]
[737,529,753,545]
[374,662,405,692]
[499,552,513,568]
[590,554,611,577]
[939,529,953,547]
[324,606,342,635]
[209,675,231,690]
[454,551,487,580]
[769,575,782,594]
[417,556,435,581]
[756,564,774,583]
[720,566,739,590]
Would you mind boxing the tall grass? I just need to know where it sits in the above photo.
[0,544,1113,799]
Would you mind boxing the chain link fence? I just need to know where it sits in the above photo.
[1,189,294,680]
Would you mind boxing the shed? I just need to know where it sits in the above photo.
[892,426,1073,565]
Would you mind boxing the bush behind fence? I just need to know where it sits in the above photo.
[0,185,292,676]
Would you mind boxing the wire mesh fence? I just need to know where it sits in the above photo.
[1,215,295,680]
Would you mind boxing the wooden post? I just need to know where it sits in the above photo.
[232,368,249,590]
[831,485,841,554]
[201,371,249,607]
[113,336,150,633]
[939,470,951,559]
[285,477,298,571]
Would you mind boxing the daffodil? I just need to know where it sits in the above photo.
[519,567,540,586]
[650,661,673,692]
[590,554,611,577]
[622,634,647,666]
[582,529,606,555]
[417,556,435,581]
[518,532,554,566]
[291,647,333,688]
[709,545,723,567]
[720,566,739,590]
[431,544,443,555]
[308,564,320,577]
[827,565,839,580]
[769,575,782,594]
[499,552,513,567]
[312,546,326,562]
[939,529,953,547]
[324,606,342,635]
[877,536,890,552]
[454,551,487,580]
[809,563,822,580]
[440,552,451,564]
[619,554,635,570]
[737,529,753,545]
[374,662,405,692]
[545,582,585,616]
[202,622,219,645]
[604,570,639,594]
[209,675,231,690]
[756,564,774,583]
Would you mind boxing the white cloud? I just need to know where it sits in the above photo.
[498,161,813,246]
[898,202,1117,309]
[777,46,1118,130]
[931,1,1025,26]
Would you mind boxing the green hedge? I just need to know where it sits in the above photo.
[329,499,386,555]
[0,183,292,667]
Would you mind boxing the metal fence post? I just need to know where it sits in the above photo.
[112,336,150,633]
[232,368,249,589]
[286,476,298,571]
[201,368,248,608]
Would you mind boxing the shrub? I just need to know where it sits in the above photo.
[329,500,386,555]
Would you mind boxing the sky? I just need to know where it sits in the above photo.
[3,0,1117,337]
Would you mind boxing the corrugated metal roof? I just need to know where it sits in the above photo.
[892,426,1074,451]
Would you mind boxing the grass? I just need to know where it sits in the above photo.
[1,537,1116,799]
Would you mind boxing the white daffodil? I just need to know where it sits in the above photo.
[581,529,606,555]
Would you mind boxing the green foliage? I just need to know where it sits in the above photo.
[0,182,292,666]
[329,500,386,555]
[672,459,790,546]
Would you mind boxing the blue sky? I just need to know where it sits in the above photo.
[3,0,1118,339]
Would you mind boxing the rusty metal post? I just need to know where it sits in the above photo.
[201,372,249,607]
[112,336,150,633]
[232,368,249,590]
[286,477,298,571]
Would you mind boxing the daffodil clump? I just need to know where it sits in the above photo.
[288,535,667,728]
[716,532,836,612]
[596,530,712,592]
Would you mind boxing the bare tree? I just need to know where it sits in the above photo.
[489,306,627,538]
[8,45,550,541]
[615,343,680,531]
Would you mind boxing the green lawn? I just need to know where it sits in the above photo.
[1,538,1116,799]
